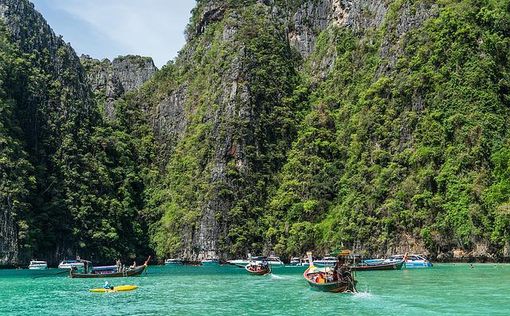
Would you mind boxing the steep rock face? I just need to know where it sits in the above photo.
[140,2,300,259]
[81,55,157,118]
[144,0,510,261]
[0,0,92,265]
[0,0,103,265]
[288,0,389,58]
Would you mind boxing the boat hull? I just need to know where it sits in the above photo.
[70,265,146,278]
[403,261,433,268]
[89,285,138,292]
[303,267,357,293]
[305,279,357,293]
[245,264,271,275]
[351,261,404,271]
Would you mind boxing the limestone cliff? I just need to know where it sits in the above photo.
[81,55,157,118]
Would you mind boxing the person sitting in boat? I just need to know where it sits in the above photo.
[130,261,136,269]
[333,256,352,281]
[103,281,114,290]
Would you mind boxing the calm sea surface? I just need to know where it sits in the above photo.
[0,263,508,315]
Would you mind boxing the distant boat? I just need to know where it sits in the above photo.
[58,259,85,270]
[69,257,150,278]
[28,260,48,270]
[303,253,357,293]
[266,256,284,266]
[245,262,271,275]
[385,254,432,268]
[201,258,220,266]
[228,256,284,267]
[164,258,183,265]
[351,260,404,271]
[288,257,310,267]
[313,256,337,267]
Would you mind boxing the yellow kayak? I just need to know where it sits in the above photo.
[89,285,138,293]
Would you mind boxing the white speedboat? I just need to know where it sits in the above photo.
[385,254,432,268]
[58,259,85,270]
[288,257,310,267]
[266,256,285,266]
[165,258,183,265]
[28,260,48,270]
[201,258,220,266]
[227,256,284,267]
[314,256,337,267]
[289,257,302,265]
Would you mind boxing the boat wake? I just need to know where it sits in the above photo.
[353,291,373,299]
[270,274,286,280]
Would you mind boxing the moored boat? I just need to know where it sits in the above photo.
[351,260,404,271]
[58,259,86,270]
[228,255,284,268]
[288,257,310,267]
[313,256,337,267]
[70,257,150,278]
[303,252,357,293]
[201,258,220,266]
[164,258,183,265]
[385,254,432,268]
[28,260,48,270]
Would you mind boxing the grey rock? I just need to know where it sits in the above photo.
[81,55,157,119]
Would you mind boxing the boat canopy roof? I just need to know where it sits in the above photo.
[92,265,117,271]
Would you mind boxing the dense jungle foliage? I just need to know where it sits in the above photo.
[0,15,153,263]
[3,0,510,264]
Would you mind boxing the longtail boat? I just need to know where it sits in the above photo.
[350,260,404,271]
[69,257,150,279]
[245,262,271,275]
[303,252,357,293]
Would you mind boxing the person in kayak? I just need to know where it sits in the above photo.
[103,281,114,290]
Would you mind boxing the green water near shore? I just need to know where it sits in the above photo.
[0,264,508,315]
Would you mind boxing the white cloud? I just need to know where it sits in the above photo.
[50,0,195,67]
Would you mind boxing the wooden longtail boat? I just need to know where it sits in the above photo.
[245,262,271,275]
[69,257,150,279]
[303,252,357,293]
[350,260,404,271]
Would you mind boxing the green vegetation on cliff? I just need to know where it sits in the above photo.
[0,2,153,263]
[146,0,510,259]
[267,0,510,257]
[3,0,510,264]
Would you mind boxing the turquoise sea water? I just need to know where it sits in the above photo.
[0,264,508,315]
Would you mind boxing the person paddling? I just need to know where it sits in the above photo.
[104,281,114,290]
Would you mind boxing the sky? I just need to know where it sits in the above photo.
[32,0,197,68]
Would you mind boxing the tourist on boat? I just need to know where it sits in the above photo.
[116,259,122,271]
[130,261,136,269]
[333,256,352,282]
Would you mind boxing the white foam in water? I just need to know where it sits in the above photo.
[353,291,373,299]
[270,274,285,280]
